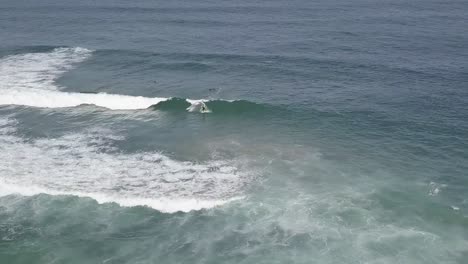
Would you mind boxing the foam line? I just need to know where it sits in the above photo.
[0,90,170,110]
[0,181,242,213]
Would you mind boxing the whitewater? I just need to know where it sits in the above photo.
[0,47,249,213]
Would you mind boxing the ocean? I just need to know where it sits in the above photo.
[0,0,467,263]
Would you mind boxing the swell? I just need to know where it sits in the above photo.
[92,49,457,79]
[3,46,451,83]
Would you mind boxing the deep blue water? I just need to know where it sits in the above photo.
[0,0,467,263]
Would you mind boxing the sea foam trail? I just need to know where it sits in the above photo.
[0,47,212,111]
[0,117,248,213]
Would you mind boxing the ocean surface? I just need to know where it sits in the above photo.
[0,0,467,263]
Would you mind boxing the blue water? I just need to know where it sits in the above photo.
[1,0,467,263]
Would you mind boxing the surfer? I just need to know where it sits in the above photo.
[201,104,207,112]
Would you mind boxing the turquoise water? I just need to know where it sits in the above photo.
[1,0,467,263]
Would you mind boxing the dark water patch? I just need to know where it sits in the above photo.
[204,100,278,115]
[149,62,213,72]
[81,48,464,80]
[0,45,61,57]
[0,4,318,15]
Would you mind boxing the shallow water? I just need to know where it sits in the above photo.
[1,0,467,263]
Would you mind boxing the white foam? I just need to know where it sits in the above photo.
[0,47,92,91]
[0,117,248,213]
[0,90,169,110]
[0,181,241,213]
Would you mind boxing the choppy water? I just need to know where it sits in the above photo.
[1,0,467,263]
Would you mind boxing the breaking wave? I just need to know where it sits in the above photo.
[0,47,268,113]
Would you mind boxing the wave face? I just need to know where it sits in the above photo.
[154,97,273,114]
[0,116,249,213]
